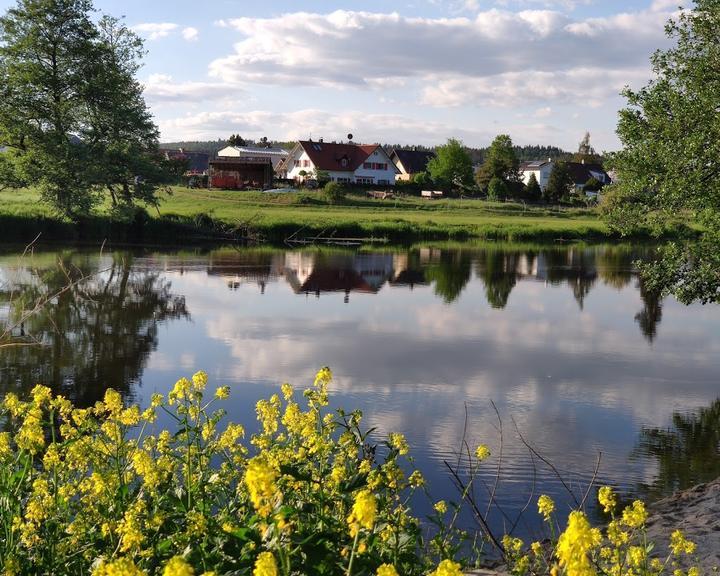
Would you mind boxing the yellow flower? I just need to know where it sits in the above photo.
[621,500,647,529]
[192,371,208,391]
[408,470,425,487]
[163,556,194,576]
[503,535,524,555]
[281,383,293,400]
[431,559,463,576]
[93,557,146,576]
[475,444,491,461]
[670,530,696,555]
[347,489,377,537]
[538,495,555,520]
[215,386,230,400]
[434,500,448,515]
[244,458,278,517]
[628,546,646,568]
[389,432,409,455]
[253,552,277,576]
[377,564,399,576]
[598,486,617,514]
[556,511,602,576]
[531,541,542,556]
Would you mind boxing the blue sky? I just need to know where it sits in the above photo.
[1,0,682,150]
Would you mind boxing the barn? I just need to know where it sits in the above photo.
[208,157,274,190]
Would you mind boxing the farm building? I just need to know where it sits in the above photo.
[208,157,274,190]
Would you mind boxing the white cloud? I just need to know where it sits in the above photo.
[182,27,199,42]
[133,22,179,41]
[156,108,497,145]
[207,8,672,93]
[143,74,243,105]
[421,67,650,107]
[534,106,552,118]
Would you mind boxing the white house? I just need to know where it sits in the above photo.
[519,159,554,191]
[282,140,398,185]
[217,145,289,171]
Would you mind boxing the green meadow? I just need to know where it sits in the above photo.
[0,186,685,244]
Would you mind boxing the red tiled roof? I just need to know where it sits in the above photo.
[298,141,379,172]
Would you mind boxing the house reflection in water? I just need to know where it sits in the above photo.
[283,252,409,302]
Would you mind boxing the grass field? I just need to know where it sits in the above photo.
[0,186,683,244]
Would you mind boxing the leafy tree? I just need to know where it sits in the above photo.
[426,138,474,194]
[227,134,246,147]
[0,150,25,191]
[0,0,98,216]
[487,176,508,201]
[83,16,165,212]
[314,169,331,185]
[412,171,431,186]
[323,181,346,204]
[573,131,602,164]
[605,0,720,303]
[583,176,603,192]
[525,173,542,202]
[544,161,573,204]
[476,134,520,192]
[0,0,166,218]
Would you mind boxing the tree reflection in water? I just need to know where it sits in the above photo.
[635,399,720,500]
[0,252,189,406]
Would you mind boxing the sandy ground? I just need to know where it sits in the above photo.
[644,478,720,573]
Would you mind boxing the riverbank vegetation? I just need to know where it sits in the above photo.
[0,368,703,575]
[0,186,697,245]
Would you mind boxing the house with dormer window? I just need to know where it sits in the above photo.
[280,140,398,185]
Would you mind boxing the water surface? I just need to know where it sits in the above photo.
[1,244,718,539]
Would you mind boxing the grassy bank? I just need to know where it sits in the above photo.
[0,186,691,245]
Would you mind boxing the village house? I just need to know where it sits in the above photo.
[519,159,554,191]
[159,148,210,175]
[281,140,398,185]
[389,148,435,181]
[217,145,289,172]
[520,159,611,197]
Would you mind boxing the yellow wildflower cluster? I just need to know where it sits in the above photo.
[503,486,701,576]
[0,368,434,575]
[538,494,555,520]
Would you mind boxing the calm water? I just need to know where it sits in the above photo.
[1,244,719,539]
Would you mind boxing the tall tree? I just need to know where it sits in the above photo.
[228,134,246,147]
[83,16,164,212]
[475,134,520,191]
[426,138,474,194]
[0,0,98,216]
[573,131,602,164]
[0,0,166,218]
[544,161,573,204]
[604,0,720,303]
[525,172,542,202]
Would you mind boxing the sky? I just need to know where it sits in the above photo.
[1,0,684,151]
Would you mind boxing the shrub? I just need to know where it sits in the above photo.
[323,181,347,204]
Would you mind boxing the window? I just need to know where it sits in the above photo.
[303,160,310,168]
[363,162,371,169]
[336,177,351,183]
[356,177,374,184]
[341,158,348,167]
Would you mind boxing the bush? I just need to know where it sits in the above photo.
[324,181,347,204]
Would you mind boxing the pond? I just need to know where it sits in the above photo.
[1,243,718,541]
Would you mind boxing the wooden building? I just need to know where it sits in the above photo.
[208,157,274,190]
